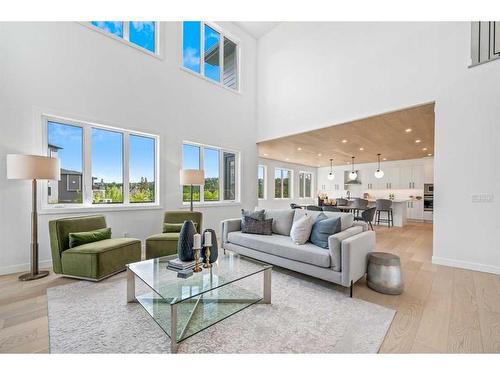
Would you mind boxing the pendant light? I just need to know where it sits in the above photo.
[349,156,357,180]
[374,153,384,179]
[327,158,335,180]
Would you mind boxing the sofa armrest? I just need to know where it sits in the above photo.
[221,218,241,246]
[340,231,376,287]
[327,226,363,271]
[352,221,368,231]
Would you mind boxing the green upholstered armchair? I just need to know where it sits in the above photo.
[145,211,203,259]
[49,215,141,281]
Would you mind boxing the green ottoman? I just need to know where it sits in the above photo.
[49,215,141,281]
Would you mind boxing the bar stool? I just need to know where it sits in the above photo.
[376,199,393,227]
[353,198,368,216]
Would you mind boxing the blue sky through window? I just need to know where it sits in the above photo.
[183,21,201,72]
[47,122,83,173]
[91,21,123,38]
[204,25,220,82]
[182,144,219,176]
[129,135,155,182]
[204,148,219,179]
[129,22,155,52]
[91,128,123,183]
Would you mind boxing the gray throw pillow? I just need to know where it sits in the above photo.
[241,216,273,235]
[310,216,342,248]
[241,209,265,225]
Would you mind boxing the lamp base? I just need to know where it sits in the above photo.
[18,270,49,281]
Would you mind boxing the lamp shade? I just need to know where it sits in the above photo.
[180,169,204,185]
[7,154,60,180]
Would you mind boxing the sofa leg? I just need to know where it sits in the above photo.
[350,280,353,298]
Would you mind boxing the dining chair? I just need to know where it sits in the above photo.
[354,206,376,230]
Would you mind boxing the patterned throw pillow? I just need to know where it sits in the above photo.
[241,216,273,235]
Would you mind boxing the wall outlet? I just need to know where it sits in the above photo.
[472,194,494,203]
[123,232,129,238]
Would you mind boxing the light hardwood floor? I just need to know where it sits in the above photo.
[1,222,500,353]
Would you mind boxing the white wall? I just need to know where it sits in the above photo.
[257,22,500,274]
[0,22,258,274]
[256,158,317,209]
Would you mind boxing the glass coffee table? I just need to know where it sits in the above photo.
[126,253,272,353]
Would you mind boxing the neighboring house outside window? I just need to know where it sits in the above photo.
[45,116,159,209]
[182,21,239,91]
[299,171,313,199]
[182,142,239,204]
[275,168,292,199]
[88,21,158,55]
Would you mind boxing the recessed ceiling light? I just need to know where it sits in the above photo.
[415,139,421,143]
[422,147,428,151]
[383,158,387,161]
[428,153,432,156]
[285,158,289,161]
[405,128,412,133]
[297,147,302,151]
[342,139,348,143]
[263,153,268,157]
[317,153,322,157]
[359,147,364,151]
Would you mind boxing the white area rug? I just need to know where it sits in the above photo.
[47,268,394,353]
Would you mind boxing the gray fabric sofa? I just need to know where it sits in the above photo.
[221,209,375,296]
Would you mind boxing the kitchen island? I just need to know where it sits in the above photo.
[335,198,413,227]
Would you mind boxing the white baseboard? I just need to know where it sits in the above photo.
[432,256,500,275]
[0,259,53,276]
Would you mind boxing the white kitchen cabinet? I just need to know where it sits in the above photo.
[379,167,400,190]
[363,167,377,190]
[424,160,434,183]
[398,165,424,189]
[407,200,424,220]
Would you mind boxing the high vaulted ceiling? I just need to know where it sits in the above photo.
[234,22,280,39]
[257,103,435,167]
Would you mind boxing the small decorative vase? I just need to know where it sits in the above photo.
[201,228,218,264]
[177,220,196,261]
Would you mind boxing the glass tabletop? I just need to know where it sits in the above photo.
[128,252,271,304]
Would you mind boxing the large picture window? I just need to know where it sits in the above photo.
[299,172,313,199]
[275,168,292,199]
[182,142,239,204]
[44,115,159,209]
[89,21,158,54]
[182,21,239,91]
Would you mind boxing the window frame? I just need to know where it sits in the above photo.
[182,141,240,206]
[298,171,314,199]
[274,167,293,200]
[180,21,241,93]
[257,165,267,200]
[81,22,162,59]
[41,114,160,213]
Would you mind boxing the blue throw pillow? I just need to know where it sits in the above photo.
[309,216,342,249]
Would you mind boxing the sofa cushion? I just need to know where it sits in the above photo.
[68,227,111,248]
[310,216,342,249]
[264,209,295,236]
[61,238,141,279]
[227,231,330,268]
[147,232,180,242]
[241,216,273,235]
[290,214,314,245]
[293,209,354,231]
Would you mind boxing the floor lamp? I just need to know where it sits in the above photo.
[7,154,60,281]
[180,169,204,211]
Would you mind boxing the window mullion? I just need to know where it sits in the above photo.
[83,126,92,205]
[200,146,205,203]
[123,22,130,41]
[220,34,224,84]
[200,22,205,77]
[123,132,130,205]
[219,149,224,202]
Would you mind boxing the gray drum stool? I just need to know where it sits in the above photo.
[367,252,404,295]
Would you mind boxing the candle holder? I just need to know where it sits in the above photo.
[203,245,212,268]
[193,247,202,273]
